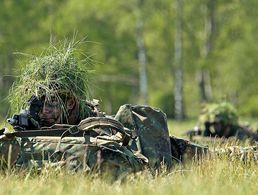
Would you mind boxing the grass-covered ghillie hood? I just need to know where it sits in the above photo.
[9,39,92,118]
[198,102,239,127]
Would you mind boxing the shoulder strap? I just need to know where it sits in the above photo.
[78,117,131,145]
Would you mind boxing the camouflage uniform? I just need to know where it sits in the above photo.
[0,135,145,176]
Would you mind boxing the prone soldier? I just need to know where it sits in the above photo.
[0,41,209,176]
[186,102,258,142]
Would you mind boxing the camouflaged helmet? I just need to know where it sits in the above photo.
[198,102,238,128]
[9,40,92,116]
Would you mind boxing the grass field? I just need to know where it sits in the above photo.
[0,120,257,195]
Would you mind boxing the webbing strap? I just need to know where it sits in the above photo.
[79,117,127,134]
[78,117,131,145]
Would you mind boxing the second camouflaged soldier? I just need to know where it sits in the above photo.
[187,102,258,141]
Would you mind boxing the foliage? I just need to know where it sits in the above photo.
[1,0,258,118]
[151,91,175,119]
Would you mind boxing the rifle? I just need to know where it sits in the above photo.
[7,95,42,131]
[1,117,131,146]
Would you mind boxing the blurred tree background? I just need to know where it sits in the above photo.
[0,0,258,120]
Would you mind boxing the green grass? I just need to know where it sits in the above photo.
[168,119,197,137]
[0,157,257,195]
[0,120,257,195]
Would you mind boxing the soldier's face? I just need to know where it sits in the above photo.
[39,95,77,126]
[39,98,62,126]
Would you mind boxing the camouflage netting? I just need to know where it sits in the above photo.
[8,39,93,117]
[198,102,239,128]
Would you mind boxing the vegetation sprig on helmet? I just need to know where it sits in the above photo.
[198,102,239,128]
[9,39,93,121]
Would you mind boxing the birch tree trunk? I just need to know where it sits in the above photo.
[174,0,185,120]
[0,75,3,97]
[136,0,148,105]
[0,50,14,116]
[198,0,215,102]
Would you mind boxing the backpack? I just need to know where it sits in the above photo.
[0,117,146,178]
[115,104,172,169]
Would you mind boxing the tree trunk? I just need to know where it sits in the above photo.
[174,0,185,120]
[197,69,212,102]
[0,50,14,116]
[105,85,113,115]
[136,0,148,105]
[0,75,3,97]
[198,0,215,102]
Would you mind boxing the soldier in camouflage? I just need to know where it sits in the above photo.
[0,41,233,177]
[187,102,258,142]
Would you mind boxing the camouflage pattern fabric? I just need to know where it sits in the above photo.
[0,115,148,177]
[0,137,20,168]
[0,135,146,178]
[232,125,258,141]
[24,136,145,173]
[115,104,172,170]
[202,123,258,141]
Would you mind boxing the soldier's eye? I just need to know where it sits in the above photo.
[45,100,59,107]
